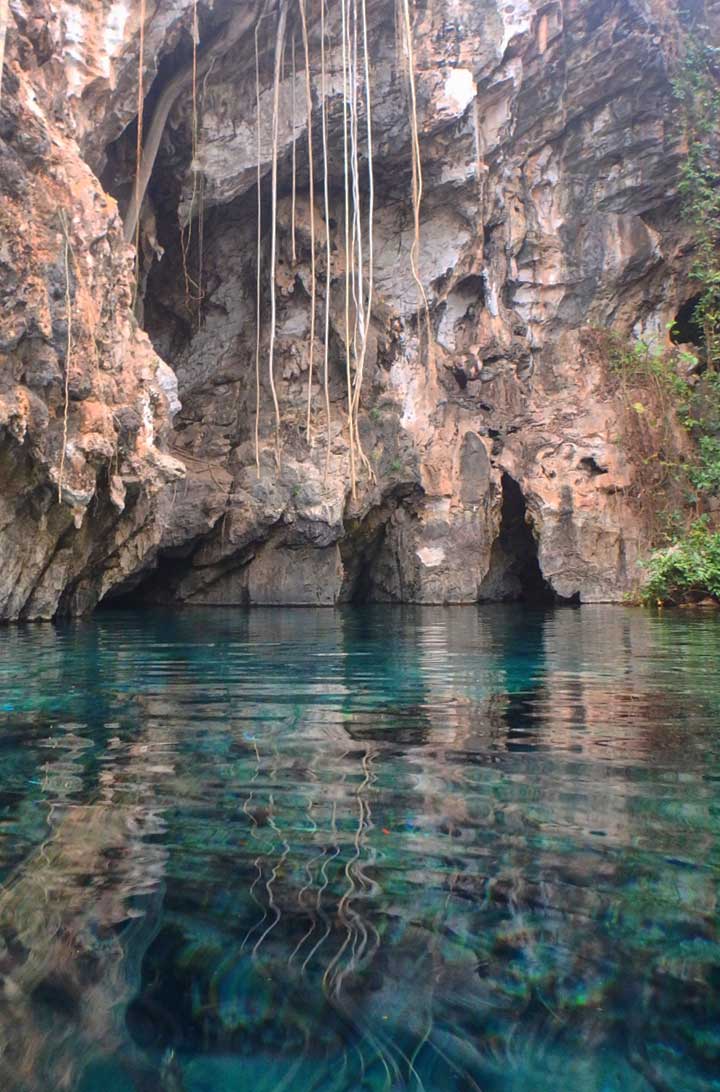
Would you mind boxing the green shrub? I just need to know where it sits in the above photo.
[672,37,720,368]
[640,520,720,605]
[690,435,720,495]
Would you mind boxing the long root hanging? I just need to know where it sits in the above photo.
[268,3,288,468]
[320,0,333,479]
[57,211,74,504]
[123,3,260,245]
[399,0,432,361]
[291,34,297,265]
[197,56,216,326]
[254,18,263,476]
[355,0,375,479]
[340,0,357,499]
[132,0,146,304]
[348,0,374,480]
[298,0,317,446]
[181,0,201,319]
[0,0,8,108]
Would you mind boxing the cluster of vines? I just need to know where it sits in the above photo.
[128,0,428,498]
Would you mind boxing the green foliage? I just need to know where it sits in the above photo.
[672,38,720,366]
[690,436,720,494]
[601,335,720,601]
[593,34,720,603]
[683,369,720,436]
[640,519,720,605]
[605,334,689,403]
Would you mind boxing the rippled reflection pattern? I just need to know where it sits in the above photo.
[0,606,719,1091]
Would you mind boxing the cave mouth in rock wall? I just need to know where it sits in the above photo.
[671,294,704,349]
[482,474,560,605]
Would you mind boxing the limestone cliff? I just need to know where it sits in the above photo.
[0,0,715,617]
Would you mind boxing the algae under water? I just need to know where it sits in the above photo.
[0,605,719,1091]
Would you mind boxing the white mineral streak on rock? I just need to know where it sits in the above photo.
[438,67,476,117]
[417,546,445,568]
[102,2,129,78]
[62,4,86,94]
[497,0,534,54]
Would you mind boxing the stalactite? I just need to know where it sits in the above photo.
[399,0,433,360]
[340,0,357,499]
[132,0,146,302]
[320,0,333,479]
[268,3,288,468]
[298,0,317,445]
[254,19,263,476]
[57,211,73,504]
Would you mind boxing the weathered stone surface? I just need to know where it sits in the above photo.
[1,0,718,614]
[0,0,183,619]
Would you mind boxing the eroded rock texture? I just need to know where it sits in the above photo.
[0,0,183,619]
[0,0,716,615]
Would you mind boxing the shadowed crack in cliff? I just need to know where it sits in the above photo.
[481,474,557,604]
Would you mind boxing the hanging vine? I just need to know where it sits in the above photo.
[254,18,264,476]
[320,0,333,479]
[197,56,216,325]
[348,0,375,480]
[399,0,432,360]
[298,0,318,446]
[57,211,74,504]
[132,0,146,304]
[340,0,357,498]
[180,0,201,320]
[268,3,288,468]
[124,3,261,245]
[291,34,297,265]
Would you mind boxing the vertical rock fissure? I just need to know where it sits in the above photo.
[481,474,555,604]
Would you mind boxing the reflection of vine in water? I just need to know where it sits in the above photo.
[300,795,342,974]
[288,753,325,966]
[251,791,291,958]
[323,744,422,1092]
[324,746,380,996]
[239,737,267,951]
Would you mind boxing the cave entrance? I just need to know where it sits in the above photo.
[480,473,556,604]
[671,295,704,348]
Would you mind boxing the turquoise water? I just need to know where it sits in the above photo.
[0,605,719,1091]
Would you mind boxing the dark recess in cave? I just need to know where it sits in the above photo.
[671,294,704,348]
[485,474,565,604]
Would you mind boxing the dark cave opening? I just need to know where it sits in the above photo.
[671,294,704,348]
[482,474,559,604]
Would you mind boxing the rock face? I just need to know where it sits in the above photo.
[0,0,715,617]
[0,0,184,620]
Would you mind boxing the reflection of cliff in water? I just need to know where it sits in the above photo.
[0,608,719,1089]
[0,723,168,1089]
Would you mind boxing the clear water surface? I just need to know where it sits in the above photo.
[0,605,718,1092]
